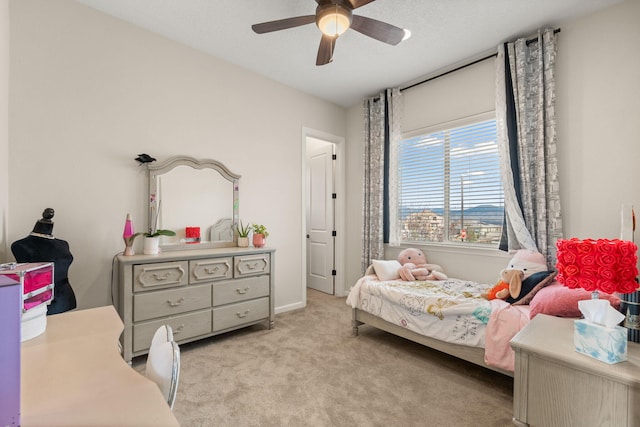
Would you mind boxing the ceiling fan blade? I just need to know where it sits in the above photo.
[316,34,337,66]
[252,15,316,34]
[348,0,376,9]
[350,15,406,45]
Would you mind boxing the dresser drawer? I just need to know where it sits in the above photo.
[190,257,233,283]
[234,253,270,277]
[213,275,269,306]
[133,284,211,322]
[133,261,188,292]
[133,309,212,352]
[213,297,269,331]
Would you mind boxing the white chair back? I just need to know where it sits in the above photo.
[150,324,173,348]
[145,325,180,410]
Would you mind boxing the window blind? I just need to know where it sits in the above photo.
[394,118,503,245]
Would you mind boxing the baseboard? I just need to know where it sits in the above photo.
[275,300,305,314]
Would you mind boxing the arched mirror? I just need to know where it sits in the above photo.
[147,156,240,250]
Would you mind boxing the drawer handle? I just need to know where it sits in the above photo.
[236,309,250,318]
[167,297,184,307]
[152,272,172,281]
[173,325,184,335]
[247,262,260,270]
[205,266,220,274]
[236,287,250,294]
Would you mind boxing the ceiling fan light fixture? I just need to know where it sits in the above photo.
[252,0,406,66]
[317,4,352,36]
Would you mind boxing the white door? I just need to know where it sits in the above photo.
[306,140,335,294]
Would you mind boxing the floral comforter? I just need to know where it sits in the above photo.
[347,274,533,371]
[346,274,493,347]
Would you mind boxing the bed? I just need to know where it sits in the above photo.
[347,264,621,376]
[346,255,573,377]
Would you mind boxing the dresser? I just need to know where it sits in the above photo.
[115,247,275,362]
[511,314,640,427]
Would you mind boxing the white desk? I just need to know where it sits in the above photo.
[21,306,180,427]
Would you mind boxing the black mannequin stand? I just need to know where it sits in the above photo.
[11,208,77,314]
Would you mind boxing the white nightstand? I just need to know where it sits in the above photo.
[510,314,640,427]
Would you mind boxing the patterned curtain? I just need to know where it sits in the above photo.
[496,28,563,265]
[387,89,402,246]
[362,88,401,273]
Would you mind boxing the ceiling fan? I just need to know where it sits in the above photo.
[251,0,409,66]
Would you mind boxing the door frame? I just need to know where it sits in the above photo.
[301,127,346,303]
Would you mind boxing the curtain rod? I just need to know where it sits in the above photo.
[400,53,496,92]
[400,28,560,93]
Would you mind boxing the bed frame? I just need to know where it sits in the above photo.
[352,308,513,377]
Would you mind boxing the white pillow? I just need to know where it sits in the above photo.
[371,259,402,281]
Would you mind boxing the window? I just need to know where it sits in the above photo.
[391,115,503,246]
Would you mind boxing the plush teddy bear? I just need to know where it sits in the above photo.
[397,248,447,281]
[483,249,553,303]
[485,280,511,300]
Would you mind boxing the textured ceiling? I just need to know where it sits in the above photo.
[76,0,623,107]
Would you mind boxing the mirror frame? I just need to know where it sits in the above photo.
[147,155,240,250]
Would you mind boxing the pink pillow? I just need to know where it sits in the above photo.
[529,282,620,319]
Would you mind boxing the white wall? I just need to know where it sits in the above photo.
[0,0,8,262]
[556,0,640,239]
[344,0,640,286]
[9,0,639,307]
[344,103,365,290]
[8,0,346,311]
[402,58,496,133]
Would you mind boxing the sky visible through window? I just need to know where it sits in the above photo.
[396,119,503,243]
[400,120,501,208]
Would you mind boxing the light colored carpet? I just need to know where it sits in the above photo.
[134,289,514,426]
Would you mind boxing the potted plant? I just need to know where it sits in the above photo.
[236,220,251,248]
[137,229,176,255]
[251,224,269,248]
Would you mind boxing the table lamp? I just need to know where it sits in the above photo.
[556,238,639,363]
[556,238,638,297]
[123,213,137,256]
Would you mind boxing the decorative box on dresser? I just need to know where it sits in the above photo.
[115,247,275,363]
[510,314,640,427]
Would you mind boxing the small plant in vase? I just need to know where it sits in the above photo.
[136,229,176,255]
[137,202,177,254]
[252,224,269,248]
[236,220,251,248]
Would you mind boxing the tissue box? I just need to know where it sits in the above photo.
[574,319,627,364]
